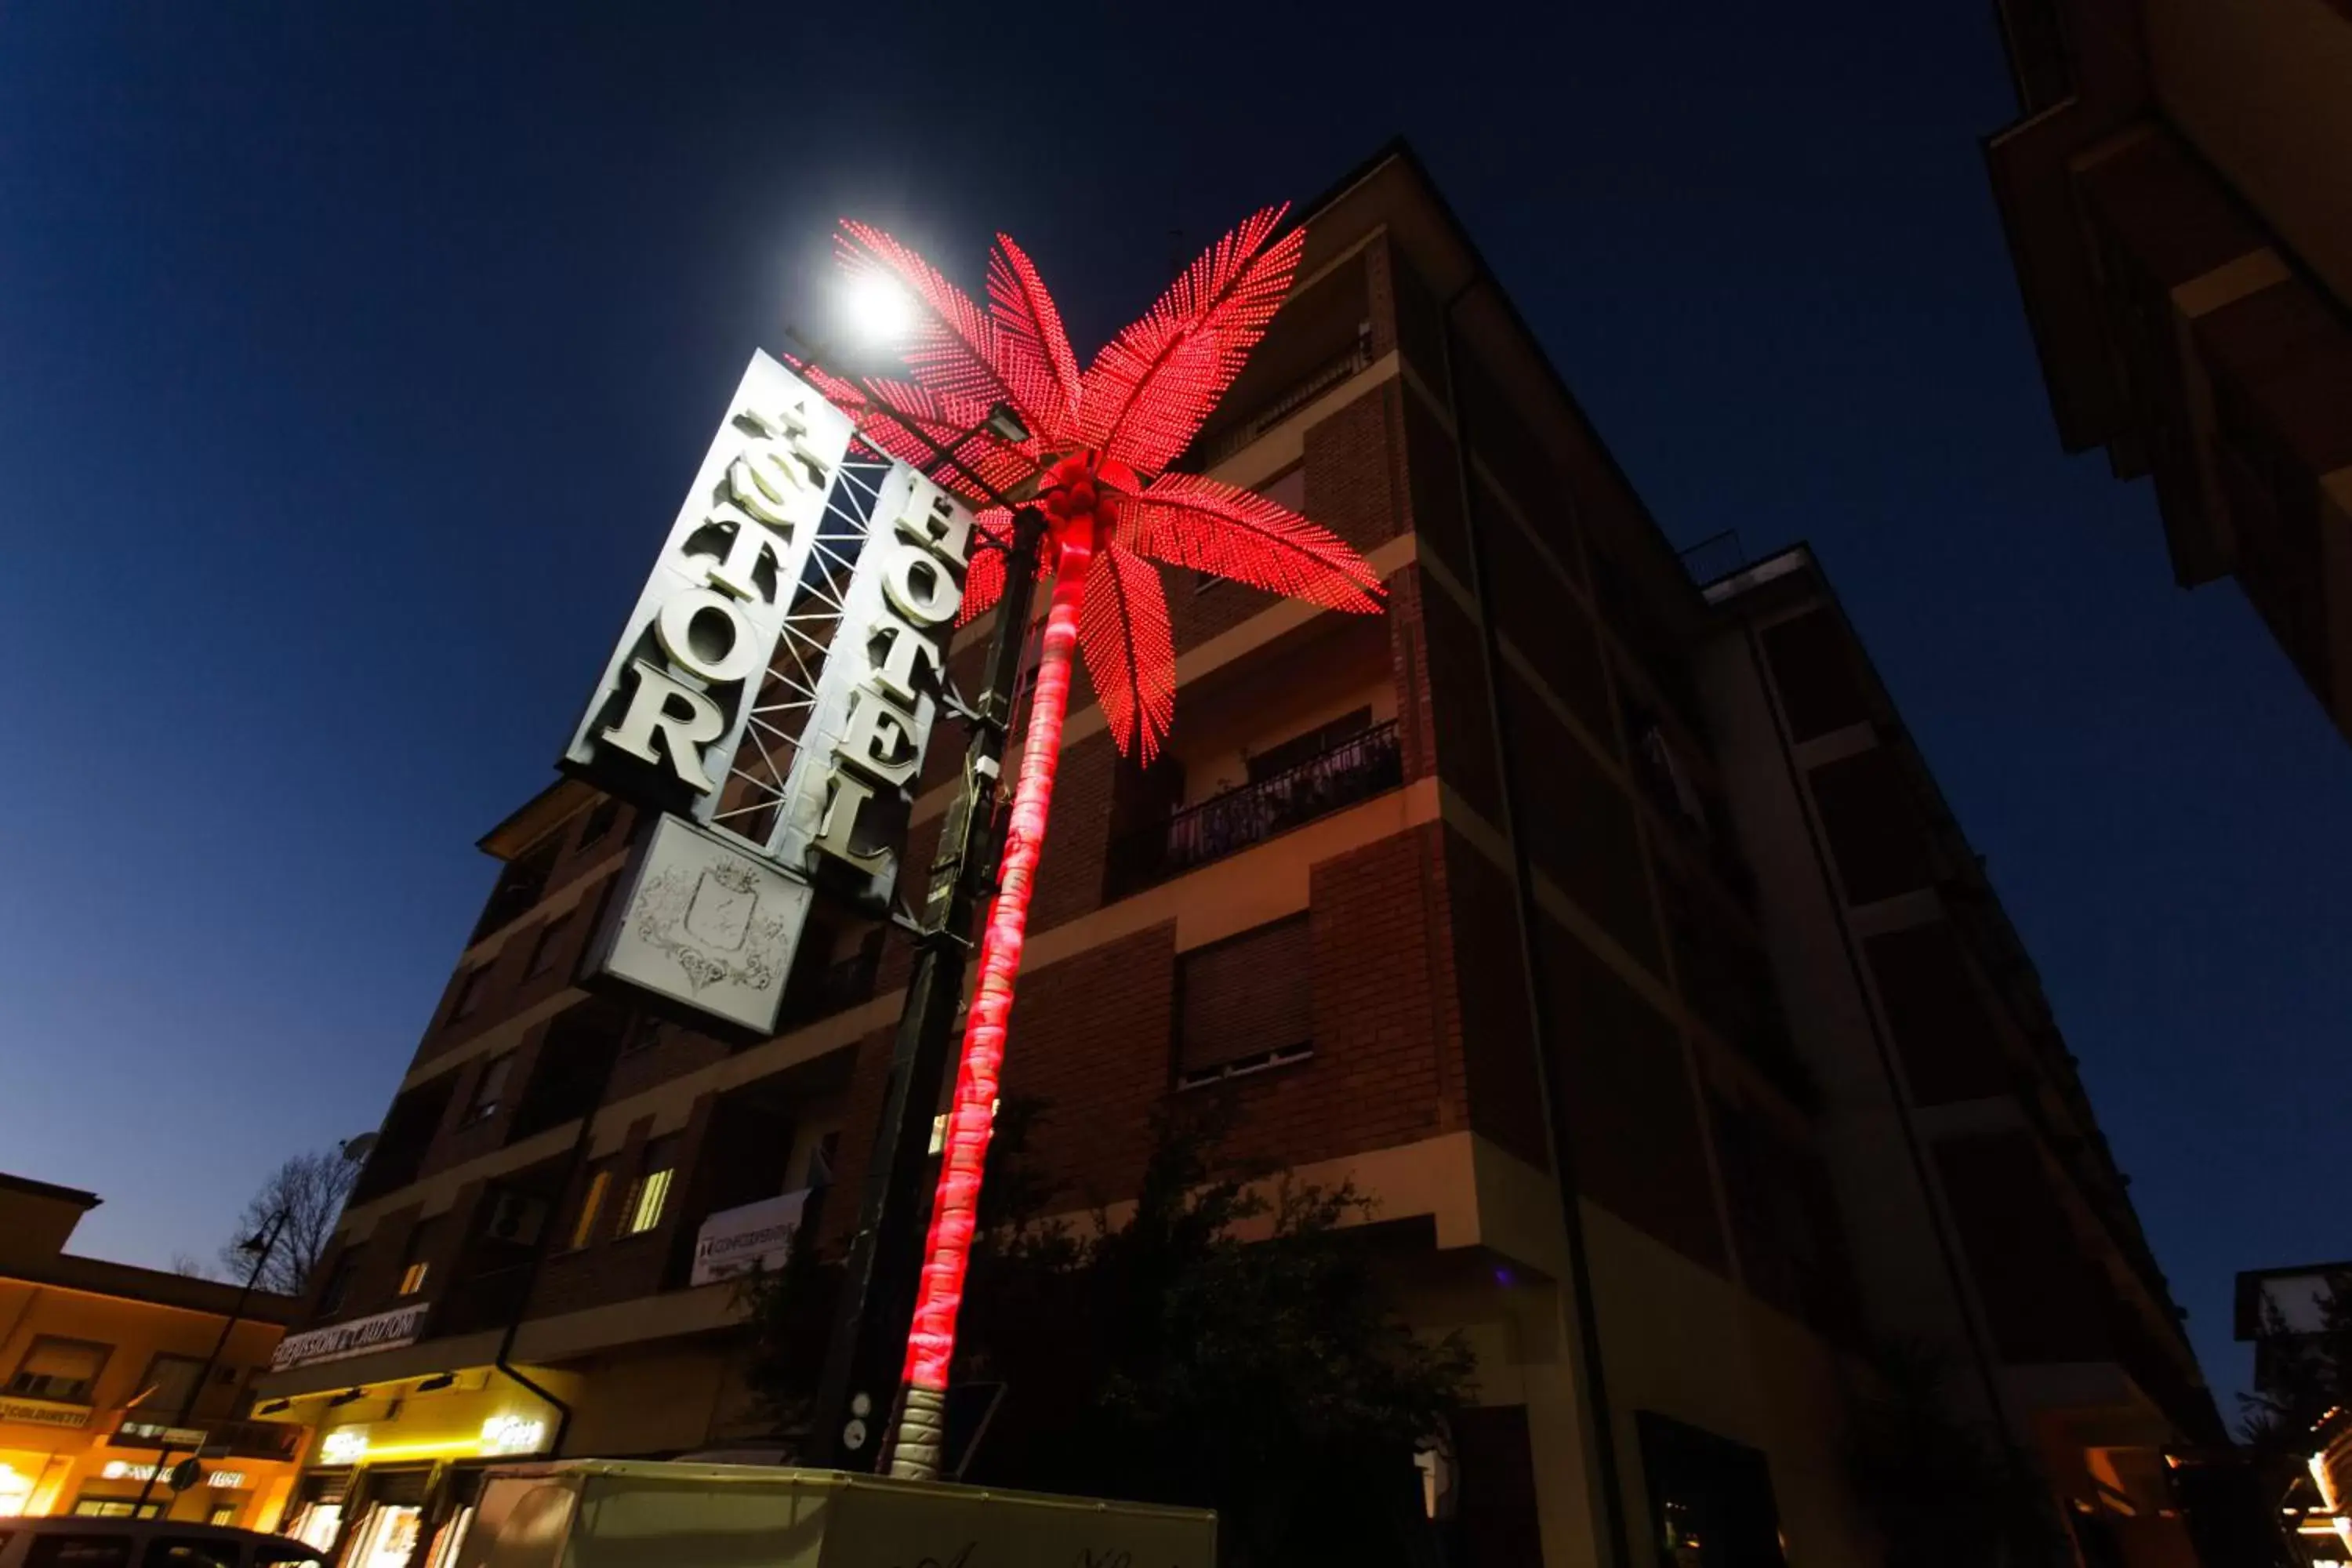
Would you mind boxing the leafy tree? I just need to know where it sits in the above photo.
[2238,1271,2352,1454]
[219,1148,359,1295]
[745,1100,1471,1565]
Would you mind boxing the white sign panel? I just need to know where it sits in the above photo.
[0,1395,89,1428]
[769,465,973,906]
[268,1301,431,1371]
[564,352,855,822]
[689,1189,811,1287]
[585,814,815,1035]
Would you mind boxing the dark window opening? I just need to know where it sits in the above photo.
[1636,1411,1788,1568]
[462,1052,517,1125]
[1759,609,1871,743]
[314,1248,358,1317]
[470,834,561,944]
[575,797,624,851]
[525,911,573,978]
[510,1005,626,1141]
[448,964,492,1022]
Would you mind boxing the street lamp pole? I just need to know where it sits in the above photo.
[132,1207,290,1517]
[809,504,1047,1472]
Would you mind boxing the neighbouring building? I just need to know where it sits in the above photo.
[0,1173,307,1530]
[2237,1262,2352,1564]
[1984,0,2352,742]
[256,143,2223,1567]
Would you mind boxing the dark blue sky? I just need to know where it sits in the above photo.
[2,5,2343,1404]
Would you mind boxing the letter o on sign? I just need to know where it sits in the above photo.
[880,546,960,628]
[656,588,763,684]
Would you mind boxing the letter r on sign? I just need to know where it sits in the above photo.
[601,659,726,793]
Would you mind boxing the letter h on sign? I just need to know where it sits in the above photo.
[563,352,855,822]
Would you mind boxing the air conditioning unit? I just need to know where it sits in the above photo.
[483,1190,549,1248]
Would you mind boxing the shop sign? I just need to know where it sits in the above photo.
[688,1189,810,1287]
[563,352,855,819]
[318,1426,370,1465]
[583,815,815,1034]
[99,1461,245,1490]
[113,1419,207,1449]
[268,1301,431,1371]
[570,367,976,1036]
[0,1395,90,1428]
[477,1415,546,1457]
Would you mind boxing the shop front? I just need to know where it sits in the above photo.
[271,1368,574,1568]
[0,1403,306,1530]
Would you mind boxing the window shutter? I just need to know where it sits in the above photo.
[1178,917,1314,1076]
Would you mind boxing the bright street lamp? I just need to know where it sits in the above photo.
[843,270,916,343]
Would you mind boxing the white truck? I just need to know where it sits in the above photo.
[455,1461,1214,1568]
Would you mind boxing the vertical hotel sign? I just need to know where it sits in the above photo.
[563,352,973,1035]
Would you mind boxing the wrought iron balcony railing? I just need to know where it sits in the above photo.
[1192,338,1375,470]
[1107,720,1403,895]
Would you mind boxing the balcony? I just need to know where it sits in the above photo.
[430,1262,535,1339]
[1192,336,1374,470]
[1107,720,1403,895]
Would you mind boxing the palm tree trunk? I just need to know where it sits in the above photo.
[889,521,1095,1480]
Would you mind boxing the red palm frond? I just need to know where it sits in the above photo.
[1079,206,1305,475]
[987,234,1082,444]
[958,509,1013,626]
[1077,542,1177,763]
[1119,472,1385,613]
[837,221,1053,438]
[791,361,1037,505]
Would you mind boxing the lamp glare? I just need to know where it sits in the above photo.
[846,272,916,343]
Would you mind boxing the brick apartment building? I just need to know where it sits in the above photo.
[255,143,2223,1567]
[1984,0,2352,742]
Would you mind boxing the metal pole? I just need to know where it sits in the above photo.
[133,1207,289,1516]
[810,506,1047,1472]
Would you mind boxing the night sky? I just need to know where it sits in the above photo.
[2,6,2343,1409]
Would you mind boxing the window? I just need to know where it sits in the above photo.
[566,1163,615,1250]
[576,797,622,850]
[9,1337,111,1403]
[131,1353,206,1420]
[618,1136,681,1236]
[144,1539,240,1567]
[1175,917,1314,1086]
[314,1248,358,1316]
[207,1504,241,1527]
[64,1505,160,1525]
[449,964,492,1021]
[525,912,573,978]
[27,1530,137,1564]
[463,1052,516,1123]
[619,1015,668,1056]
[396,1218,441,1297]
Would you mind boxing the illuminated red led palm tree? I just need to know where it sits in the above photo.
[798,205,1384,1471]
